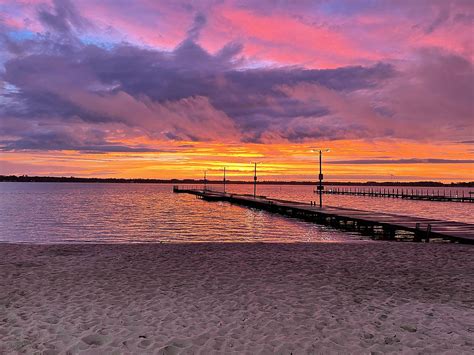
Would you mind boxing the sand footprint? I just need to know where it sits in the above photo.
[156,344,182,355]
[81,333,109,347]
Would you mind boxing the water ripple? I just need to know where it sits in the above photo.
[0,183,356,243]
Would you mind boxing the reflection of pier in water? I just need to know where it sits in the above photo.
[173,186,474,244]
[321,187,474,203]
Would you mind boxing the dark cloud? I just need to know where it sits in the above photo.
[328,158,474,165]
[1,140,161,153]
[0,128,165,153]
[0,0,471,152]
[186,12,207,41]
[1,30,394,149]
[37,0,90,34]
[424,2,451,33]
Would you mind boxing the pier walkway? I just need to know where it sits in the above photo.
[173,186,474,244]
[322,187,473,203]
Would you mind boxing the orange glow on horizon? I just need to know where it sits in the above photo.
[1,139,473,182]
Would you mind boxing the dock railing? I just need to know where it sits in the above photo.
[173,185,224,193]
[323,186,473,203]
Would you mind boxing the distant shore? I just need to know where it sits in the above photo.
[1,242,473,353]
[1,175,473,187]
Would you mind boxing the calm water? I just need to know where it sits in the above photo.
[0,183,472,244]
[0,183,354,244]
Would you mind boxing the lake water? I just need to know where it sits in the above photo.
[0,183,472,243]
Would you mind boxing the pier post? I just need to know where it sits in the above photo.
[414,223,422,242]
[382,226,396,240]
[426,224,432,241]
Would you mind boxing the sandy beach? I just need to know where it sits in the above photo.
[0,242,473,354]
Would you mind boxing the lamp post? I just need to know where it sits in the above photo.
[251,162,261,198]
[203,170,207,191]
[313,149,330,208]
[223,167,226,193]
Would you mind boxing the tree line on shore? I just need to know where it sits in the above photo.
[1,175,472,187]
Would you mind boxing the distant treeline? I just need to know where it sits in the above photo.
[1,175,473,187]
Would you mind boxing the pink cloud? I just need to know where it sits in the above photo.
[207,7,380,68]
[351,12,474,63]
[278,48,473,142]
[3,0,472,69]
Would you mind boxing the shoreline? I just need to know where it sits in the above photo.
[1,242,473,353]
[2,179,473,188]
[0,239,371,245]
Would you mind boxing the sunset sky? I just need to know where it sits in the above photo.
[0,0,473,181]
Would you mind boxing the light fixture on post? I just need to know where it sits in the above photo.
[312,149,330,208]
[251,162,261,198]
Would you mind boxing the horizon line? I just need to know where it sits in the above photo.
[1,175,473,186]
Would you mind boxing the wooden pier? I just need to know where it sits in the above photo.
[322,187,473,203]
[173,186,474,244]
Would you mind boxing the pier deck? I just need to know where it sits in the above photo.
[173,186,474,244]
[322,187,473,203]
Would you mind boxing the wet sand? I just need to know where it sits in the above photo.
[0,242,473,354]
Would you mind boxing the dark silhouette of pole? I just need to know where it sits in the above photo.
[251,162,261,198]
[313,149,329,208]
[223,167,226,193]
[204,170,207,191]
[253,162,257,198]
[318,150,323,208]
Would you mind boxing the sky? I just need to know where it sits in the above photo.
[0,0,473,181]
